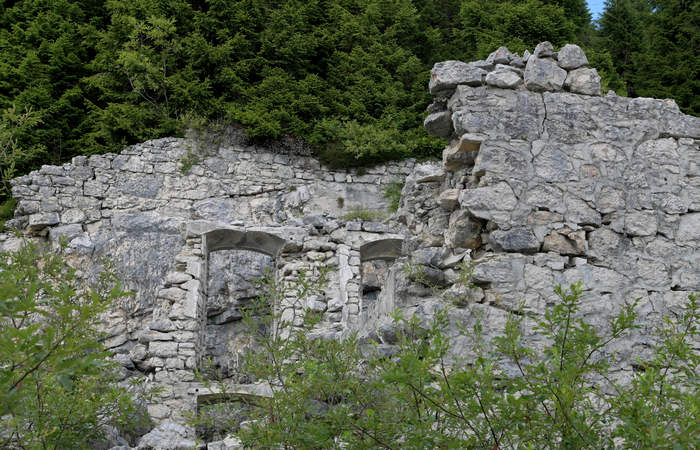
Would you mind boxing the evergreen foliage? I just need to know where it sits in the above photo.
[598,0,699,114]
[0,0,696,195]
[1,0,599,182]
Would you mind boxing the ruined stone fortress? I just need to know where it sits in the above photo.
[1,42,698,444]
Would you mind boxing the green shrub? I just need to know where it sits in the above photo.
[0,241,150,448]
[221,276,699,448]
[179,150,199,174]
[342,206,386,222]
[0,197,17,231]
[383,181,404,213]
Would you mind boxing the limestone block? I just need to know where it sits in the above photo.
[208,436,243,450]
[495,64,523,76]
[429,61,486,95]
[443,144,475,170]
[60,208,87,224]
[525,184,565,213]
[534,41,554,58]
[557,44,588,69]
[48,224,83,242]
[542,227,586,255]
[412,162,444,183]
[103,333,128,349]
[27,212,59,231]
[588,227,623,260]
[83,180,107,197]
[597,186,625,213]
[411,247,444,267]
[446,210,482,249]
[564,68,601,96]
[165,271,193,285]
[486,46,515,65]
[138,330,174,344]
[472,254,526,284]
[565,197,602,226]
[459,182,518,222]
[137,421,195,450]
[158,287,186,302]
[16,200,40,215]
[150,320,177,332]
[424,111,454,137]
[485,69,522,89]
[149,341,178,358]
[624,210,658,236]
[676,213,700,243]
[489,227,540,253]
[439,189,460,211]
[524,56,567,92]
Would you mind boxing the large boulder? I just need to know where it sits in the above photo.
[137,422,195,450]
[557,44,588,69]
[524,56,567,92]
[564,68,601,96]
[429,61,487,95]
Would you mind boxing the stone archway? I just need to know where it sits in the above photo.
[200,228,287,379]
[142,224,287,423]
[359,239,403,320]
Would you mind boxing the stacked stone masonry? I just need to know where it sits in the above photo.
[1,42,699,446]
[2,130,413,425]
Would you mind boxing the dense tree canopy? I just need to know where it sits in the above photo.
[0,0,696,201]
[599,0,699,113]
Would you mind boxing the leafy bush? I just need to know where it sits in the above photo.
[383,181,404,213]
[342,206,387,222]
[219,276,699,448]
[0,241,149,448]
[0,197,17,232]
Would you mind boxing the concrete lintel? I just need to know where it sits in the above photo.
[360,238,404,262]
[204,228,286,257]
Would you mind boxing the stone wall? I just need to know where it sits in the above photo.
[1,41,698,444]
[388,41,699,370]
[2,131,414,422]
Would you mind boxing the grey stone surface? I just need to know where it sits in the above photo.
[485,69,522,89]
[429,60,486,95]
[489,228,540,253]
[446,210,482,249]
[533,41,554,58]
[557,44,588,69]
[524,56,567,92]
[565,68,601,96]
[137,422,194,449]
[486,46,515,65]
[424,111,454,137]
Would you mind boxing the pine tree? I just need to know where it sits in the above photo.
[598,0,647,96]
[633,0,699,115]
